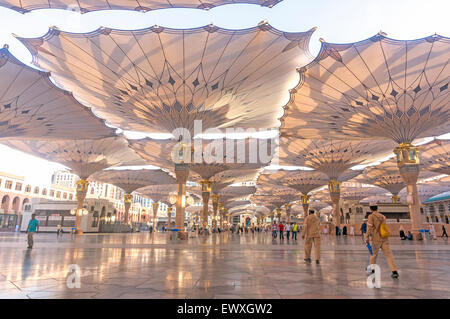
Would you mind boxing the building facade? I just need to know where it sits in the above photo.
[52,170,169,224]
[0,171,75,231]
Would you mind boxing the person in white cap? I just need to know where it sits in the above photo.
[365,202,399,279]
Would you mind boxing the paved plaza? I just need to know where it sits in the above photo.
[0,232,449,299]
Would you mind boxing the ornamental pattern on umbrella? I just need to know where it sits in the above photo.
[278,137,393,180]
[280,33,450,143]
[1,137,145,179]
[420,139,450,175]
[0,47,114,140]
[18,24,315,134]
[90,169,176,194]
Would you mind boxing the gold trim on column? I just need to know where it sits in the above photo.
[124,193,133,203]
[201,179,212,193]
[328,179,341,194]
[300,194,310,205]
[394,143,420,166]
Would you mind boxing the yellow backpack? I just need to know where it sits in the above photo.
[380,220,391,239]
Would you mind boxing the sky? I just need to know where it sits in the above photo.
[0,0,449,185]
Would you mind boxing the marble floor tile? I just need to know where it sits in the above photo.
[0,232,449,299]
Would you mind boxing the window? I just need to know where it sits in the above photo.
[49,190,55,197]
[69,194,73,200]
[0,179,2,187]
[56,191,61,198]
[15,183,23,191]
[63,193,67,199]
[439,204,445,218]
[42,188,47,196]
[34,187,39,194]
[25,185,31,193]
[5,180,13,189]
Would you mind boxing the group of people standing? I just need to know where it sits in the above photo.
[271,221,301,240]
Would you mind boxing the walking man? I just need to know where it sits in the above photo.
[442,225,448,238]
[302,210,321,264]
[365,203,399,279]
[26,214,39,249]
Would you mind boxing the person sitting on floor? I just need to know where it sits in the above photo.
[399,226,407,240]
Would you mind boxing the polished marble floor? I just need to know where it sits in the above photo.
[0,231,449,299]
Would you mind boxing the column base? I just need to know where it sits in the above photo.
[177,231,188,240]
[411,230,424,241]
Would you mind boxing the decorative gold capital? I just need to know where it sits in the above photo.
[392,195,401,203]
[124,193,133,203]
[172,142,194,164]
[211,193,219,204]
[76,179,89,192]
[394,143,420,167]
[301,194,311,205]
[201,179,212,193]
[328,179,341,194]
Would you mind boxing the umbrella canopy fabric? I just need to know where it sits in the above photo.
[90,168,176,194]
[0,47,114,140]
[18,24,315,134]
[0,0,283,13]
[1,136,145,179]
[280,33,450,143]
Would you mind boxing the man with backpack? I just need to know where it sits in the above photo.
[365,203,399,279]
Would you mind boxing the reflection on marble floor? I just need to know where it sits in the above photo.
[0,232,449,299]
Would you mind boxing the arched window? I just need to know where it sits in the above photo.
[63,193,67,199]
[25,185,31,193]
[34,187,40,194]
[1,195,10,213]
[42,188,47,196]
[69,194,73,200]
[56,191,61,198]
[12,197,20,213]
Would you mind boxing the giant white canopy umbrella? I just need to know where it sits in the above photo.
[254,184,300,221]
[354,157,438,203]
[0,47,114,140]
[420,139,450,175]
[258,169,329,214]
[18,23,315,135]
[340,184,387,202]
[0,0,283,13]
[280,33,450,238]
[1,137,144,233]
[90,168,176,224]
[129,136,271,233]
[278,137,394,227]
